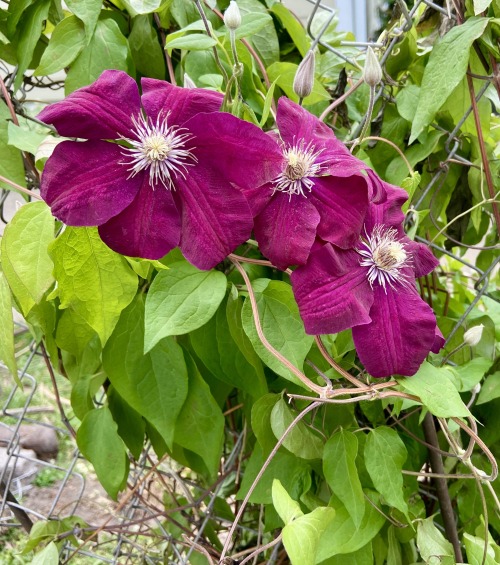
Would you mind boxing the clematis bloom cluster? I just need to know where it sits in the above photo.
[38,70,282,270]
[38,70,443,378]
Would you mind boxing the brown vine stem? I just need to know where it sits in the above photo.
[422,413,463,563]
[360,135,414,176]
[193,0,229,85]
[153,13,176,85]
[40,343,76,440]
[0,174,42,200]
[466,70,500,238]
[229,256,326,395]
[218,401,321,563]
[319,77,364,122]
[314,335,366,388]
[238,533,283,565]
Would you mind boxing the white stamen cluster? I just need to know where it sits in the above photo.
[273,139,324,198]
[358,225,410,292]
[120,113,196,189]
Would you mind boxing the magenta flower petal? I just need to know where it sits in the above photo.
[98,177,181,259]
[276,97,370,179]
[365,182,408,231]
[254,193,320,270]
[177,168,254,270]
[431,326,445,354]
[405,240,439,278]
[185,112,283,190]
[310,175,369,249]
[41,140,142,226]
[291,244,374,335]
[141,78,223,126]
[38,70,140,139]
[352,282,438,377]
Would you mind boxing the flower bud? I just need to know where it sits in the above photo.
[224,1,241,31]
[183,73,196,89]
[363,47,382,87]
[463,324,484,347]
[293,50,315,100]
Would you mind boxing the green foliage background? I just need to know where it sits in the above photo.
[0,0,499,563]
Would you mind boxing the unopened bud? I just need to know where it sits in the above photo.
[183,73,196,89]
[224,1,241,31]
[464,324,484,347]
[293,50,315,99]
[363,47,382,87]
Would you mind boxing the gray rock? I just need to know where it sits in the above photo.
[0,447,38,479]
[0,424,59,460]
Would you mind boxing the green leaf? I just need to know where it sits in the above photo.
[464,533,498,565]
[233,13,273,40]
[237,0,279,67]
[395,84,420,123]
[174,352,224,479]
[364,427,408,517]
[108,386,146,460]
[0,100,26,191]
[70,372,106,420]
[7,122,48,154]
[453,357,493,392]
[166,34,217,51]
[401,171,421,213]
[283,506,336,565]
[34,15,86,75]
[237,444,311,504]
[65,0,101,39]
[1,202,54,316]
[31,542,59,565]
[410,17,489,142]
[270,3,310,56]
[272,478,303,524]
[318,542,373,565]
[271,398,323,460]
[129,15,165,79]
[13,0,51,92]
[474,0,493,14]
[323,430,365,527]
[226,286,265,381]
[259,76,278,127]
[102,295,188,450]
[416,517,455,565]
[316,493,385,561]
[251,393,280,458]
[144,259,226,351]
[241,279,314,387]
[49,227,137,346]
[76,407,129,499]
[56,308,101,381]
[65,18,130,94]
[121,0,161,16]
[0,271,18,385]
[190,294,267,397]
[7,0,37,35]
[397,361,472,418]
[478,371,500,404]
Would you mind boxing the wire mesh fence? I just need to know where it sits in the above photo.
[0,0,498,563]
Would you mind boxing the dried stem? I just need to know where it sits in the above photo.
[229,255,326,395]
[319,77,364,122]
[0,174,42,200]
[40,343,76,440]
[422,413,463,562]
[219,401,321,563]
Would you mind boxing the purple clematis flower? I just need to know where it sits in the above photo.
[38,70,282,269]
[243,97,376,270]
[291,182,444,378]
